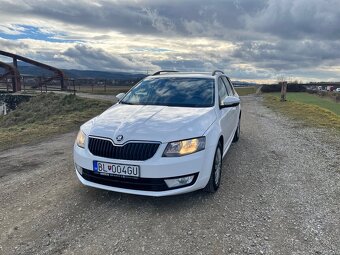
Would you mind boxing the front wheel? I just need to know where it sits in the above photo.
[204,143,222,193]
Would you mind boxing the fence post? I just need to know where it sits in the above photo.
[280,81,287,102]
[40,77,42,93]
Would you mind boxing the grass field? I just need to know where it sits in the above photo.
[264,94,340,131]
[0,93,112,150]
[270,92,340,115]
[235,87,256,96]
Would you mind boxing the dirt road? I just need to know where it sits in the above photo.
[0,96,339,255]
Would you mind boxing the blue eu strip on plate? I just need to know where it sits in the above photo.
[93,161,98,172]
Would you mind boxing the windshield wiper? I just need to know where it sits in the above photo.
[120,101,135,105]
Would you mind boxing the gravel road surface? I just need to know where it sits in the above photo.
[0,95,339,255]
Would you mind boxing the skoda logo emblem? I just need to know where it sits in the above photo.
[116,135,124,142]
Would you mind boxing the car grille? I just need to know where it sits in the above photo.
[88,137,160,161]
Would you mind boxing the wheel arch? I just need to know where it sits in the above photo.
[218,135,224,152]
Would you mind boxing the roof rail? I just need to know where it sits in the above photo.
[212,70,224,76]
[152,70,179,76]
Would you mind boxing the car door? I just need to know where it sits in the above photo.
[217,77,234,150]
[222,77,240,133]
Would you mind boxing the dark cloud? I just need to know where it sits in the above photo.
[0,0,266,38]
[2,0,339,40]
[62,44,157,72]
[232,40,340,71]
[248,0,340,40]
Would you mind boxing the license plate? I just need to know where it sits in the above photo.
[93,161,140,178]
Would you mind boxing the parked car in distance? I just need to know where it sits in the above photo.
[335,88,340,92]
[327,86,334,92]
[74,70,241,197]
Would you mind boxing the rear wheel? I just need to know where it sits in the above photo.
[204,143,222,193]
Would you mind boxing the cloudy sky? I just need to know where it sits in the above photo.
[0,0,340,83]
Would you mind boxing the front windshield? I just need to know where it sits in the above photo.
[121,77,214,107]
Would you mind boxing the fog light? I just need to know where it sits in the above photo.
[164,175,194,188]
[75,163,83,175]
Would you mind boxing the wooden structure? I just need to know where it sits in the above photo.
[0,50,66,92]
[0,61,21,92]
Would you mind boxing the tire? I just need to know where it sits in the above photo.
[204,143,223,193]
[232,118,241,143]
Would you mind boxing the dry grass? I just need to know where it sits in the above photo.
[264,95,340,131]
[75,85,132,95]
[0,93,112,150]
[235,87,256,96]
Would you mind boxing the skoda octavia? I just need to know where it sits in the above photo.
[74,70,241,196]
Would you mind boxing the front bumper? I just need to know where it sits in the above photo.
[73,142,216,197]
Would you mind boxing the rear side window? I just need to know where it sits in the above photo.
[222,77,234,96]
[227,78,237,95]
[218,78,228,104]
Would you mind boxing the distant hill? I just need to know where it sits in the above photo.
[5,63,258,84]
[62,69,146,80]
[15,63,146,80]
[232,81,258,87]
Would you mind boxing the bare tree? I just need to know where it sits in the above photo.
[277,75,287,84]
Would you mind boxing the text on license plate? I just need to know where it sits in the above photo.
[93,161,140,177]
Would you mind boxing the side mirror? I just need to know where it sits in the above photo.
[221,96,240,108]
[116,93,125,101]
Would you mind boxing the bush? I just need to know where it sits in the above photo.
[0,94,31,110]
[261,84,307,93]
[307,89,317,94]
[318,91,328,97]
[329,92,340,103]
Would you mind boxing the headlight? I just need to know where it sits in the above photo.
[76,130,86,148]
[163,137,205,157]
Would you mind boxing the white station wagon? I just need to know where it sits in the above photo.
[74,70,241,197]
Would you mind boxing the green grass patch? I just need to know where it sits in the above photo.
[235,87,256,96]
[264,95,340,131]
[0,93,112,150]
[269,92,340,115]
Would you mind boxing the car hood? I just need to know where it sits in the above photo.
[82,104,216,143]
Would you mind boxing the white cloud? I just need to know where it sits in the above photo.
[142,8,175,34]
[0,24,26,35]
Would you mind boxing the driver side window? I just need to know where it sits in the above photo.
[218,78,228,105]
